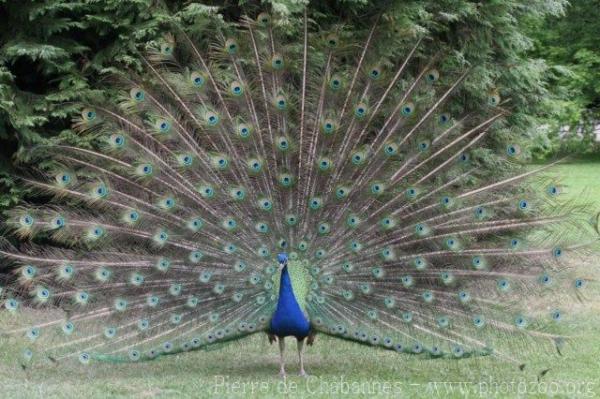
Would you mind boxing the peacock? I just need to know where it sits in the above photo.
[0,8,596,378]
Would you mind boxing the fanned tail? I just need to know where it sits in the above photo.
[0,9,596,368]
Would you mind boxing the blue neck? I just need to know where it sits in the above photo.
[279,265,294,298]
[270,265,310,338]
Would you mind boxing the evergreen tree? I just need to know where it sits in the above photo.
[0,0,567,208]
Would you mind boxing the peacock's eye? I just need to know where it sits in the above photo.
[225,39,238,54]
[426,69,439,82]
[109,134,126,148]
[53,216,65,227]
[82,108,96,121]
[354,104,367,118]
[230,81,243,96]
[279,174,292,186]
[322,119,336,134]
[506,144,520,157]
[547,185,559,196]
[518,199,529,210]
[552,247,562,258]
[488,92,501,106]
[384,142,398,156]
[191,72,206,88]
[237,124,251,138]
[326,34,339,48]
[212,156,228,169]
[257,12,271,25]
[20,214,34,226]
[277,137,289,151]
[318,158,333,172]
[56,172,72,186]
[271,54,284,70]
[369,67,382,80]
[130,88,145,101]
[206,112,220,126]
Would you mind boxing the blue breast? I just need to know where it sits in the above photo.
[269,265,310,338]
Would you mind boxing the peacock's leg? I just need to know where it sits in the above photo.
[297,338,308,377]
[278,337,286,377]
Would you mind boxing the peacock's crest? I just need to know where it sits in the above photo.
[0,8,596,368]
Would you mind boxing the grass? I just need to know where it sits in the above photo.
[543,162,600,200]
[1,162,600,398]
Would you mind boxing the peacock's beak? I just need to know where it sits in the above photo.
[278,261,286,272]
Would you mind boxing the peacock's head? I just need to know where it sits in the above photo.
[277,252,288,271]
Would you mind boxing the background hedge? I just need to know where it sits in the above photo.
[2,0,597,210]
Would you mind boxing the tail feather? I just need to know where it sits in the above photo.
[0,9,596,367]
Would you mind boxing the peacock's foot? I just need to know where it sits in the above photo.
[299,369,308,378]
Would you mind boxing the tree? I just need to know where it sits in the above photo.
[0,0,568,208]
[528,0,600,158]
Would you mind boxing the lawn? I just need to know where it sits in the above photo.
[0,162,599,399]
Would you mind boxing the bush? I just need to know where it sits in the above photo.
[0,0,569,208]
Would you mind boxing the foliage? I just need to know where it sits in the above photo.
[528,0,600,158]
[0,0,178,208]
[0,0,568,209]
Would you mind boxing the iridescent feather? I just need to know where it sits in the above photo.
[0,9,596,370]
